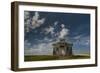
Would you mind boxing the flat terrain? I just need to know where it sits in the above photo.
[24,55,90,61]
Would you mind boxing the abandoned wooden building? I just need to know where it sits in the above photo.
[52,39,73,56]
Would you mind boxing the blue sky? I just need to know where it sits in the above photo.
[24,11,90,55]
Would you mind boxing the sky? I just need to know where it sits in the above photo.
[24,11,90,55]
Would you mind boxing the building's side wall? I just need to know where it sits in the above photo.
[53,43,73,56]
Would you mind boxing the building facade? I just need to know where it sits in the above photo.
[52,39,73,56]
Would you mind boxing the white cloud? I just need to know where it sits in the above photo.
[74,36,90,46]
[44,37,53,42]
[58,24,69,39]
[44,26,54,35]
[24,42,53,55]
[24,40,31,50]
[85,39,90,45]
[24,36,56,55]
[24,12,46,32]
[25,19,31,32]
[61,24,65,28]
[54,21,58,26]
[31,12,45,29]
[24,11,31,32]
[24,40,55,55]
[24,11,30,19]
[73,35,82,40]
[32,12,39,21]
[25,40,31,46]
[43,21,58,35]
[54,32,59,37]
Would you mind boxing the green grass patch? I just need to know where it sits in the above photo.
[24,55,59,61]
[24,55,90,61]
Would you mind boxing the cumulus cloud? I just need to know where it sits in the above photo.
[24,11,31,32]
[74,35,90,46]
[59,28,69,39]
[25,40,31,46]
[44,37,53,42]
[43,21,59,35]
[24,11,45,32]
[54,21,58,26]
[24,42,53,55]
[61,24,65,28]
[32,12,39,21]
[31,12,45,29]
[24,11,30,19]
[44,26,54,35]
[25,19,31,32]
[58,24,69,39]
[24,36,55,55]
[73,35,82,40]
[43,23,69,40]
[54,32,59,37]
[24,40,31,50]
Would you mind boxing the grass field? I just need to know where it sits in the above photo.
[24,55,90,61]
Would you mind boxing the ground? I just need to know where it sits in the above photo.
[24,55,90,61]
